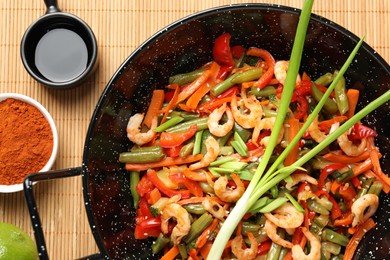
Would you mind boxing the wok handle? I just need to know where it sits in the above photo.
[23,167,103,260]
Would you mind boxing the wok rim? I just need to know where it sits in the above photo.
[81,3,390,258]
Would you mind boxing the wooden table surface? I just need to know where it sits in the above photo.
[0,0,388,259]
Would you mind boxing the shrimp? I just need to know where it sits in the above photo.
[264,220,293,248]
[231,232,258,260]
[231,94,263,129]
[291,227,321,260]
[202,196,227,220]
[207,103,234,137]
[337,131,367,157]
[351,194,379,227]
[264,202,304,229]
[252,117,284,146]
[161,203,191,245]
[285,173,318,190]
[274,60,301,86]
[214,173,245,203]
[126,113,157,146]
[308,115,327,143]
[189,136,219,170]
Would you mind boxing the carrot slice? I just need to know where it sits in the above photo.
[195,218,219,249]
[344,218,376,260]
[318,116,348,131]
[345,88,360,118]
[125,154,203,171]
[143,89,164,128]
[160,245,179,260]
[175,69,212,105]
[323,150,370,164]
[284,118,300,166]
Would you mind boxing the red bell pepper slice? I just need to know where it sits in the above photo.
[146,170,191,198]
[257,240,272,256]
[213,33,235,66]
[318,163,346,190]
[315,190,342,220]
[134,218,161,239]
[292,95,308,120]
[169,173,203,197]
[338,183,357,202]
[216,65,234,81]
[294,80,312,97]
[231,45,246,59]
[159,124,197,148]
[164,144,183,158]
[246,47,276,89]
[136,175,155,198]
[348,123,377,140]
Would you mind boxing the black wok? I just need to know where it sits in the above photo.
[24,4,390,259]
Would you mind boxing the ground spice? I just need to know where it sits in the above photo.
[0,98,53,185]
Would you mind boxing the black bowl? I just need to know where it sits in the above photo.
[82,4,390,259]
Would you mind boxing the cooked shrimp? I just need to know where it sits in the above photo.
[308,115,327,143]
[189,136,220,170]
[274,60,301,86]
[337,131,367,157]
[351,194,379,227]
[207,103,234,137]
[214,173,245,203]
[231,232,258,260]
[285,173,318,190]
[202,196,227,220]
[252,117,284,146]
[291,227,321,260]
[127,113,157,146]
[231,94,263,129]
[161,203,191,245]
[264,202,304,229]
[264,220,293,248]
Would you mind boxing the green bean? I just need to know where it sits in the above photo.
[313,215,329,229]
[322,241,341,255]
[315,72,334,86]
[266,229,285,260]
[151,233,170,254]
[259,197,289,213]
[178,244,188,259]
[333,168,354,183]
[166,117,208,133]
[168,111,200,121]
[278,248,289,260]
[119,146,165,163]
[356,177,374,199]
[234,122,251,142]
[216,131,233,147]
[316,196,334,211]
[210,75,236,96]
[368,181,383,196]
[333,70,349,115]
[238,169,254,181]
[330,254,344,260]
[183,212,213,244]
[183,204,206,215]
[210,157,235,167]
[322,228,349,247]
[219,161,248,171]
[219,146,235,156]
[241,222,261,235]
[311,82,338,114]
[263,108,278,117]
[249,86,277,98]
[230,67,263,84]
[231,132,248,156]
[153,116,184,132]
[192,130,203,155]
[179,142,194,157]
[129,171,140,208]
[169,68,206,85]
[307,198,330,215]
[201,130,212,154]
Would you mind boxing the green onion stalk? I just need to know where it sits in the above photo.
[207,0,314,258]
[207,0,390,258]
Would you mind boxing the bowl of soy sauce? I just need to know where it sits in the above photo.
[20,0,98,89]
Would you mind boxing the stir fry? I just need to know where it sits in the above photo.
[119,33,390,260]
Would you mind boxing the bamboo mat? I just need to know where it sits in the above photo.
[0,0,388,259]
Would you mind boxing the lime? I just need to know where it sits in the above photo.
[0,222,38,260]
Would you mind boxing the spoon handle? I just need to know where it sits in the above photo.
[44,0,61,14]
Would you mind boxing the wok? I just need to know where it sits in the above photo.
[23,4,390,259]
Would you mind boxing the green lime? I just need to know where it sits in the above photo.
[0,222,38,260]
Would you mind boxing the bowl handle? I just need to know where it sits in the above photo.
[23,167,103,260]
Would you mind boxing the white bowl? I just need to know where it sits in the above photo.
[0,93,58,193]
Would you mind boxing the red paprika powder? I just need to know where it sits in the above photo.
[0,98,53,185]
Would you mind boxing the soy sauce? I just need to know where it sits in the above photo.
[34,28,88,82]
